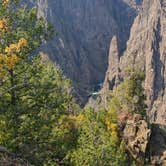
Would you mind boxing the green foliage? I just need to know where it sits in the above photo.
[0,56,75,165]
[67,108,129,166]
[0,0,53,108]
[0,1,76,165]
[109,68,147,116]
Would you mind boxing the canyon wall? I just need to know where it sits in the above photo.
[34,0,141,103]
[102,0,166,124]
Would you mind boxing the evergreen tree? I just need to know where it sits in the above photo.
[67,108,128,166]
[0,1,75,165]
[109,68,147,117]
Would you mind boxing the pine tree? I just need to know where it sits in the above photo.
[67,108,128,166]
[0,1,75,165]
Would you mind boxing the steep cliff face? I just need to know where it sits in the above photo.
[103,0,166,124]
[34,0,141,104]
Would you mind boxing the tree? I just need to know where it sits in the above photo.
[67,108,128,166]
[0,1,75,165]
[0,55,76,165]
[0,0,52,108]
[109,68,147,117]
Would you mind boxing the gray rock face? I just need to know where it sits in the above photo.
[101,36,120,107]
[33,0,141,104]
[103,0,166,124]
[104,36,119,91]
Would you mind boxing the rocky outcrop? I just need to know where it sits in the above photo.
[122,114,166,165]
[101,36,120,107]
[103,0,166,124]
[123,114,151,165]
[33,0,141,104]
[103,36,119,91]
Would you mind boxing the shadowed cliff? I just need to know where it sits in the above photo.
[33,0,141,104]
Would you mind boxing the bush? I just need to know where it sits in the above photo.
[109,68,147,117]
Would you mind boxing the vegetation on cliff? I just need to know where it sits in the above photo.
[109,68,146,117]
[0,1,151,165]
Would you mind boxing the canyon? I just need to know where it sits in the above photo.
[1,0,166,165]
[33,0,142,104]
[31,0,166,125]
[35,1,166,163]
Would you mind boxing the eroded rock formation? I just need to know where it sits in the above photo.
[122,114,166,165]
[123,114,151,165]
[102,0,166,124]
